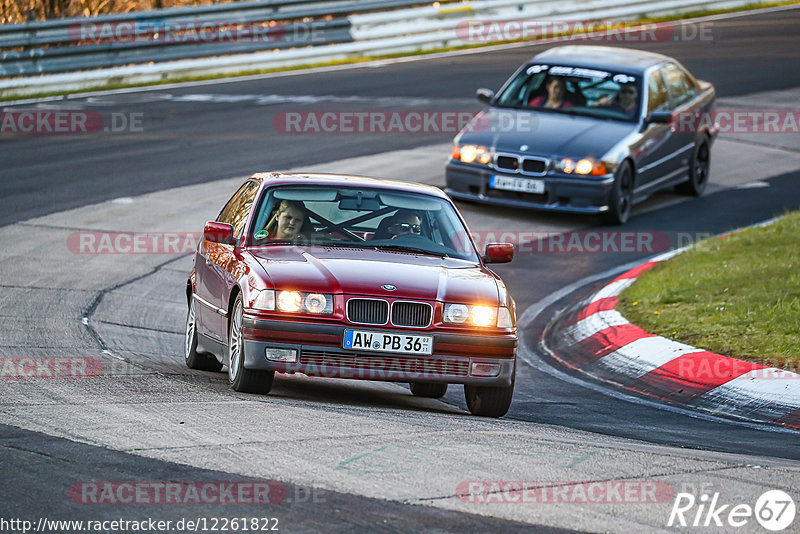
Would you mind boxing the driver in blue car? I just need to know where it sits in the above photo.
[595,83,639,116]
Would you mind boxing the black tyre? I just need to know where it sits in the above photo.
[184,299,223,372]
[464,373,515,418]
[676,140,710,196]
[603,161,634,226]
[409,382,448,398]
[228,294,274,394]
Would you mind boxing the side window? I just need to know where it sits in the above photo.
[646,70,670,114]
[661,63,696,108]
[218,182,251,225]
[218,181,259,237]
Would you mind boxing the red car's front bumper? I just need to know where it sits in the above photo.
[241,315,517,386]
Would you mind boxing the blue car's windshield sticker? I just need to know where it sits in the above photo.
[549,66,611,79]
[526,64,549,75]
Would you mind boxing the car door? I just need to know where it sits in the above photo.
[195,180,259,341]
[661,62,700,176]
[635,67,678,189]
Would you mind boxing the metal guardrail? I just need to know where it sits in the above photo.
[0,0,769,96]
[0,0,432,77]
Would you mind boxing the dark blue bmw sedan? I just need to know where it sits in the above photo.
[445,45,717,224]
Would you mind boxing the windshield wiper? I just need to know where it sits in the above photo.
[312,241,381,250]
[372,244,447,257]
[254,240,370,248]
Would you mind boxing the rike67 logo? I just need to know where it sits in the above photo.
[668,489,796,531]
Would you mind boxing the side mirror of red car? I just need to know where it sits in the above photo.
[484,243,514,264]
[204,221,237,246]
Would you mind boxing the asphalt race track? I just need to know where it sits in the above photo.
[2,6,800,533]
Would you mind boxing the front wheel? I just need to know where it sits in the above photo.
[676,140,710,196]
[410,382,448,398]
[185,299,223,372]
[464,374,514,418]
[228,294,274,394]
[603,161,634,226]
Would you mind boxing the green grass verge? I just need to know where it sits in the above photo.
[618,211,800,370]
[1,1,798,102]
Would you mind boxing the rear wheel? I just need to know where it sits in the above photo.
[603,161,634,226]
[464,373,514,418]
[676,139,710,196]
[409,382,448,398]
[228,294,274,394]
[184,299,223,372]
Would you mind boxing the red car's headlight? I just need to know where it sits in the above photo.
[443,304,513,328]
[277,291,333,315]
[251,289,333,315]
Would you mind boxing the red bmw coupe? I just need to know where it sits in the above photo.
[185,173,517,417]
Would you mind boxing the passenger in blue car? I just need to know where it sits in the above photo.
[529,77,574,110]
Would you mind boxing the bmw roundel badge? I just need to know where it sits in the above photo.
[381,284,396,291]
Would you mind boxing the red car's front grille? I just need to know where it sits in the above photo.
[347,298,389,325]
[346,298,432,327]
[391,301,432,327]
[300,351,469,377]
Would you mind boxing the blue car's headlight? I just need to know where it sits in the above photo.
[555,157,608,176]
[453,144,492,165]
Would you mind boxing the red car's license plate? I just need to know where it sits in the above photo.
[343,329,433,355]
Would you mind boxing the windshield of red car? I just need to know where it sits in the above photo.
[247,186,481,262]
[494,64,642,122]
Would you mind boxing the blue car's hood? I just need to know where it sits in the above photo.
[460,108,638,158]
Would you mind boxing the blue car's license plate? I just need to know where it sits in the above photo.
[490,175,545,194]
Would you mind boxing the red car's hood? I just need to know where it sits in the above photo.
[249,246,500,304]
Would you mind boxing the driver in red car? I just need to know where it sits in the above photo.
[388,210,422,238]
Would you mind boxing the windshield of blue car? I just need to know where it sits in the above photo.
[494,64,642,122]
[247,186,481,262]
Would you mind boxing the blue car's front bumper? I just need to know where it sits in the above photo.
[445,160,616,214]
